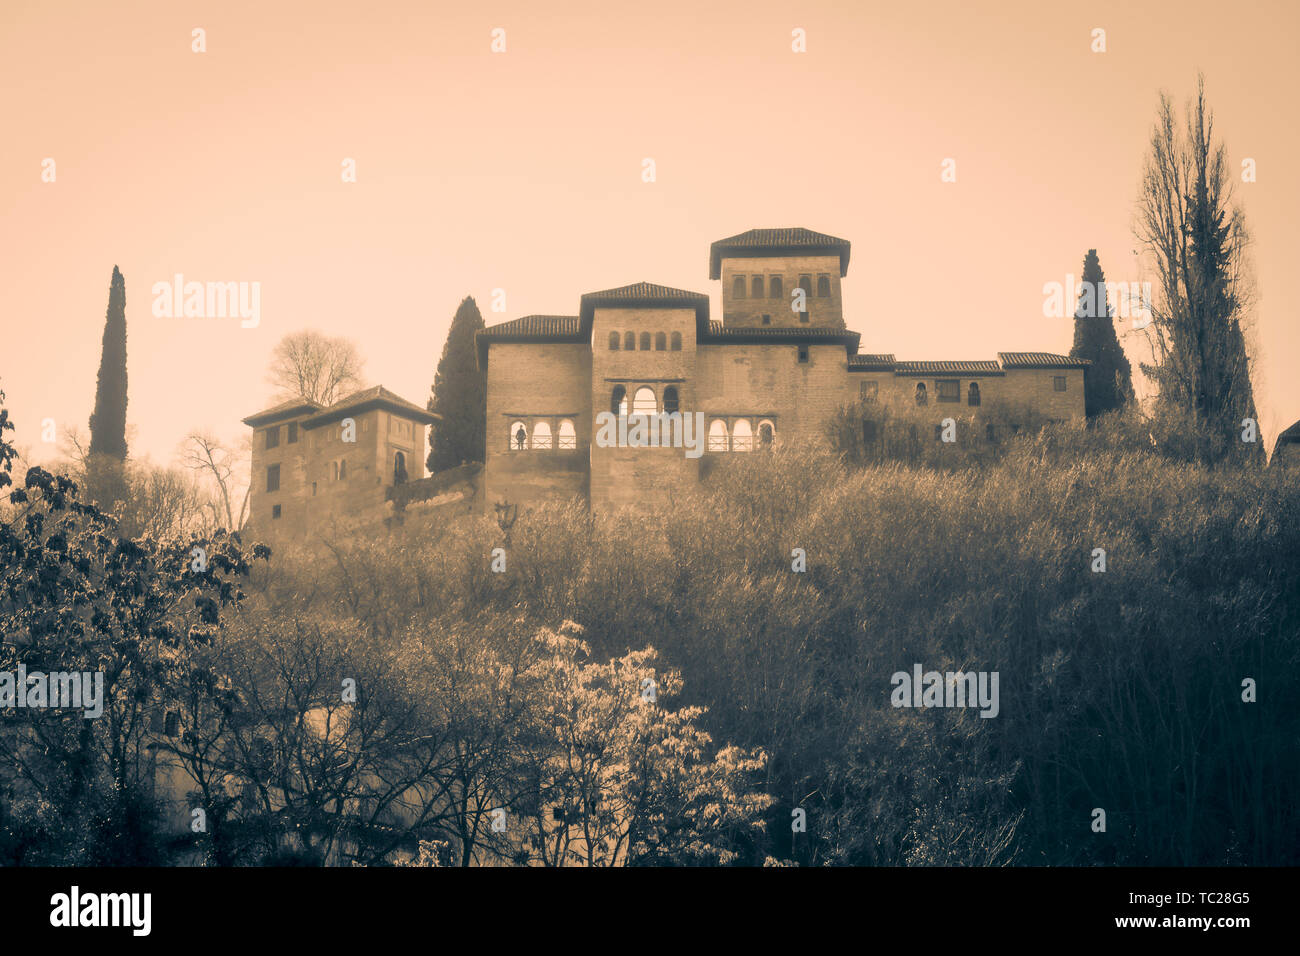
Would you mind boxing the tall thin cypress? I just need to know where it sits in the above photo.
[89,266,128,460]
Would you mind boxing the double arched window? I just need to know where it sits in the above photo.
[704,418,776,452]
[508,418,578,451]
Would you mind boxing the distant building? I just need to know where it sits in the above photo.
[1272,420,1300,467]
[243,385,438,537]
[477,227,1089,510]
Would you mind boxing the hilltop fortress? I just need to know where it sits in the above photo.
[245,228,1087,532]
[476,228,1086,510]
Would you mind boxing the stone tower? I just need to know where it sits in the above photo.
[709,227,851,330]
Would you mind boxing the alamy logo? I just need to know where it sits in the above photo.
[151,274,260,327]
[890,664,1000,718]
[0,665,103,718]
[49,886,151,936]
[594,411,706,459]
[1042,274,1150,324]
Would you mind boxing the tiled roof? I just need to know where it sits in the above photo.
[699,321,861,355]
[478,315,582,338]
[849,353,897,370]
[709,227,851,278]
[578,282,711,333]
[242,397,323,427]
[998,351,1091,369]
[704,321,855,339]
[475,315,586,369]
[302,385,438,428]
[895,360,1005,376]
[580,281,709,307]
[1276,420,1300,444]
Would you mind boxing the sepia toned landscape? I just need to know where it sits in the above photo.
[0,0,1296,938]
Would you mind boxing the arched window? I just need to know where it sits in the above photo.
[915,383,928,406]
[758,420,775,448]
[557,419,576,449]
[624,331,635,351]
[663,386,680,415]
[707,419,729,452]
[670,331,682,351]
[331,461,339,481]
[608,331,620,350]
[640,332,651,351]
[769,275,783,298]
[732,276,745,299]
[393,451,407,485]
[611,386,627,417]
[339,459,347,479]
[532,421,552,449]
[632,386,656,416]
[732,419,753,451]
[510,420,528,450]
[655,332,666,351]
[751,276,764,298]
[968,382,981,406]
[817,275,831,297]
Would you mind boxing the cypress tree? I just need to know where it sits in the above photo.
[427,296,486,473]
[89,266,128,459]
[1069,250,1134,417]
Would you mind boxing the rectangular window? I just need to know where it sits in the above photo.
[312,481,317,496]
[265,426,279,450]
[937,380,960,403]
[762,314,771,325]
[1053,375,1067,391]
[797,346,809,364]
[287,422,298,443]
[272,504,282,519]
[266,464,280,493]
[859,381,878,403]
[862,419,878,444]
[770,275,783,298]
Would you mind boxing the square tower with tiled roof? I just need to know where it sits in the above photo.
[710,227,851,330]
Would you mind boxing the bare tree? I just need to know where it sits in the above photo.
[180,432,251,531]
[1134,74,1259,460]
[266,331,365,406]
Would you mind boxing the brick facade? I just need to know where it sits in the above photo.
[243,386,437,538]
[478,228,1088,511]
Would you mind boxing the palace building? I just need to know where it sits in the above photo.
[243,385,437,537]
[476,227,1088,510]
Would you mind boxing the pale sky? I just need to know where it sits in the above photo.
[3,0,1297,466]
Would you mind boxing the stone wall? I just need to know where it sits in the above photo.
[484,341,591,508]
[719,254,844,328]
